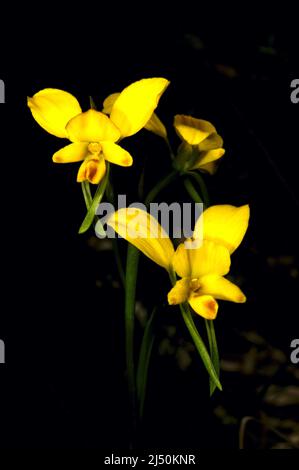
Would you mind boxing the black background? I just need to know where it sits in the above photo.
[1,11,299,450]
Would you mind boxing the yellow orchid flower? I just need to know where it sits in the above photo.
[107,204,249,320]
[173,115,225,175]
[27,78,169,184]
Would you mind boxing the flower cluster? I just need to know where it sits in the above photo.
[28,77,250,400]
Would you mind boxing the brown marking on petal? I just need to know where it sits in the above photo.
[86,161,97,181]
[204,298,217,311]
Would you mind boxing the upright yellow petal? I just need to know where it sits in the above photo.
[196,161,218,175]
[198,275,246,303]
[188,294,219,319]
[101,142,133,167]
[145,113,167,139]
[103,93,167,139]
[102,93,120,114]
[52,142,88,163]
[197,133,223,152]
[110,78,170,137]
[193,205,250,254]
[172,242,191,278]
[167,278,190,305]
[174,115,216,145]
[28,89,82,138]
[77,154,106,184]
[66,110,120,143]
[190,240,231,278]
[106,207,175,270]
[190,148,225,170]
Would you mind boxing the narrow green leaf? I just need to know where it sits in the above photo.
[205,319,220,396]
[81,180,106,236]
[136,307,157,418]
[180,303,222,391]
[78,163,110,234]
[81,180,92,208]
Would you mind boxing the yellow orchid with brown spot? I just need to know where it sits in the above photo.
[107,204,249,319]
[174,114,225,174]
[27,78,169,184]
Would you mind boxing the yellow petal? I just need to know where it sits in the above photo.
[27,88,82,138]
[172,242,191,278]
[52,142,88,163]
[106,207,175,270]
[77,155,106,184]
[198,275,246,303]
[188,294,219,319]
[104,92,168,139]
[101,142,133,167]
[145,112,167,139]
[197,133,223,152]
[102,93,120,114]
[103,91,168,143]
[174,115,216,145]
[190,240,231,278]
[110,78,170,137]
[193,205,250,254]
[197,161,218,175]
[167,278,190,305]
[66,110,120,143]
[190,148,225,170]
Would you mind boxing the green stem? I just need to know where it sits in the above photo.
[165,137,175,160]
[125,244,140,446]
[183,178,203,204]
[187,171,210,206]
[145,170,177,207]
